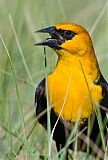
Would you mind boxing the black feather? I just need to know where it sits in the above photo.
[35,79,68,152]
[96,73,108,108]
[35,77,108,159]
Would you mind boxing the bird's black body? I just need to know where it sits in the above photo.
[35,74,108,159]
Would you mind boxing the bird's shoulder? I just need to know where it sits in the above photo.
[35,79,45,103]
[35,78,46,113]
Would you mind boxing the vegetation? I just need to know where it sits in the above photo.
[0,0,107,159]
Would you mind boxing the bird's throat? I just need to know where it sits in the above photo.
[47,53,102,123]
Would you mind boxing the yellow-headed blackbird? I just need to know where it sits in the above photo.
[35,23,108,159]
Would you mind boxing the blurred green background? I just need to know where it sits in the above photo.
[0,0,107,159]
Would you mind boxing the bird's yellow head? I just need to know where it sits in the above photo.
[35,23,94,57]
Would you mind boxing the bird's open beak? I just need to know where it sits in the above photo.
[34,26,63,49]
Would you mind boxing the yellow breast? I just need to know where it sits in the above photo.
[47,54,103,124]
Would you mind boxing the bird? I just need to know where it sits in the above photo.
[35,23,108,159]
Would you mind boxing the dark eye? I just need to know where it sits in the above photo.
[65,30,72,35]
[64,30,76,40]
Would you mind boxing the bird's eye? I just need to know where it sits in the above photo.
[65,30,72,35]
[64,30,76,40]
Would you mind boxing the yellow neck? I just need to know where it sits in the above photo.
[56,48,99,81]
[48,50,102,124]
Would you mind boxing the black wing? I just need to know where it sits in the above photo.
[97,73,108,108]
[35,78,108,159]
[35,79,68,151]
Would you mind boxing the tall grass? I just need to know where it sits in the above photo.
[0,0,107,159]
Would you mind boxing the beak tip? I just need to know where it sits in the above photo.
[34,29,41,33]
[34,26,55,33]
[34,43,41,46]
